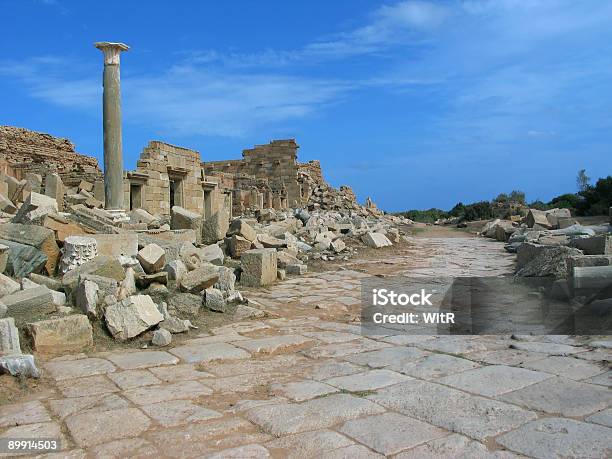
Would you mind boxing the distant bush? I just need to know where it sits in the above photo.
[394,208,448,223]
[576,176,612,216]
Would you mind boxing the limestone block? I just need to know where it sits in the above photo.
[179,264,219,293]
[0,301,5,318]
[13,191,58,224]
[137,244,166,274]
[226,235,252,258]
[0,240,46,279]
[167,293,202,317]
[277,250,301,269]
[62,256,125,292]
[204,287,226,312]
[227,219,257,242]
[104,295,164,341]
[135,271,168,289]
[28,273,62,291]
[286,264,307,275]
[0,354,39,378]
[197,244,224,265]
[0,317,21,355]
[362,232,392,248]
[570,235,612,255]
[241,248,277,287]
[91,233,138,257]
[0,193,16,214]
[130,208,157,225]
[152,329,171,346]
[257,234,287,249]
[163,260,187,283]
[2,286,56,322]
[202,209,230,245]
[525,209,553,229]
[0,273,19,298]
[78,180,94,193]
[0,223,60,276]
[214,266,236,294]
[331,239,346,253]
[27,315,93,355]
[43,214,89,243]
[75,279,99,318]
[44,173,64,212]
[60,236,98,275]
[171,206,202,244]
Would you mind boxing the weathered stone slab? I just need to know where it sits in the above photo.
[241,248,277,287]
[179,264,219,293]
[49,393,129,420]
[0,317,21,356]
[265,429,355,458]
[27,314,93,355]
[0,273,20,297]
[2,285,55,320]
[169,342,250,363]
[202,209,230,244]
[137,243,166,274]
[497,418,612,459]
[108,369,162,390]
[521,356,607,380]
[340,412,447,456]
[122,380,212,405]
[0,223,59,275]
[141,399,222,427]
[228,219,257,242]
[344,346,429,368]
[235,334,314,355]
[57,374,119,398]
[369,380,537,441]
[245,393,385,436]
[13,191,58,224]
[325,369,411,391]
[43,357,116,381]
[500,376,611,416]
[389,353,480,380]
[152,329,172,346]
[586,408,612,428]
[65,407,151,448]
[226,235,252,258]
[397,433,514,459]
[90,233,138,257]
[0,401,51,427]
[106,350,179,370]
[436,365,552,397]
[104,295,164,341]
[0,239,47,278]
[270,380,339,402]
[62,256,125,291]
[171,206,203,244]
[362,232,392,248]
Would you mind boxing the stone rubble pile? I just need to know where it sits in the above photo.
[0,170,411,377]
[479,206,612,307]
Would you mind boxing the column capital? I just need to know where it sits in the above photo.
[94,42,129,65]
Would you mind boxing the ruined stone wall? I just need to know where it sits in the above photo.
[298,160,324,185]
[126,141,204,216]
[0,126,102,186]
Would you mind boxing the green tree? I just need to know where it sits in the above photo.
[576,169,591,193]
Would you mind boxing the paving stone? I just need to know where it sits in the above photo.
[57,375,119,398]
[123,380,213,405]
[396,433,519,458]
[325,369,411,391]
[0,401,50,427]
[203,354,306,377]
[148,363,213,382]
[145,417,271,458]
[43,357,116,381]
[344,346,430,368]
[169,342,250,363]
[265,429,354,458]
[0,422,65,450]
[436,365,552,397]
[245,393,385,436]
[303,360,364,380]
[89,438,158,458]
[467,348,548,366]
[234,334,314,355]
[270,379,339,401]
[325,444,383,458]
[141,399,222,427]
[369,380,537,441]
[205,444,271,458]
[204,372,289,394]
[497,417,612,459]
[106,350,179,370]
[301,330,361,343]
[108,369,162,390]
[301,338,391,359]
[520,355,607,380]
[500,376,612,417]
[183,331,247,345]
[583,370,611,387]
[416,336,488,355]
[586,408,612,428]
[390,353,480,380]
[509,341,584,356]
[65,407,151,448]
[49,393,130,419]
[340,412,447,456]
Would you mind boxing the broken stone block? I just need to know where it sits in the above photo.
[171,206,203,244]
[570,235,612,255]
[44,173,64,212]
[362,232,392,248]
[205,287,226,312]
[198,244,224,266]
[136,271,168,289]
[202,209,230,245]
[0,223,60,276]
[152,329,172,347]
[258,208,277,223]
[277,250,301,269]
[331,239,346,253]
[78,180,94,193]
[163,260,187,283]
[137,243,166,274]
[60,236,98,275]
[286,264,307,275]
[0,301,6,318]
[167,293,202,317]
[28,273,62,292]
[130,208,157,225]
[13,191,58,224]
[90,233,138,257]
[0,193,16,214]
[159,315,193,334]
[27,315,93,355]
[104,295,164,341]
[0,273,20,298]
[2,286,56,321]
[214,266,236,294]
[0,317,21,355]
[241,248,277,287]
[258,234,287,249]
[62,256,125,292]
[0,354,40,378]
[227,219,257,242]
[545,208,572,228]
[179,264,220,293]
[227,235,252,258]
[516,244,582,278]
[42,213,89,243]
[525,209,553,229]
[75,279,99,318]
[277,269,286,280]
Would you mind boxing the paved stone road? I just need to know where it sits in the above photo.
[1,237,610,458]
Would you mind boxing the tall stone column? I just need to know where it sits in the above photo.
[94,42,129,211]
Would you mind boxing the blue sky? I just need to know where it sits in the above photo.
[1,0,611,211]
